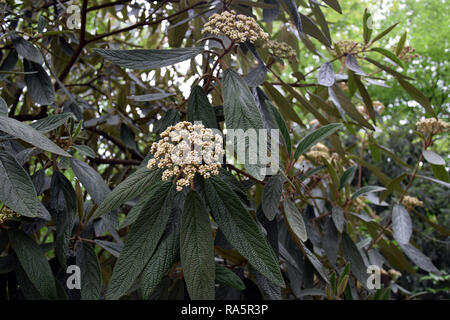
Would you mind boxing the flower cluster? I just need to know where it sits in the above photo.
[147,121,225,191]
[263,40,297,63]
[0,206,19,224]
[298,143,339,164]
[401,195,423,210]
[336,40,363,55]
[416,118,450,136]
[202,10,269,43]
[395,45,419,62]
[350,196,367,213]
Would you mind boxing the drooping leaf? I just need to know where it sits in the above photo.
[76,242,102,300]
[345,54,366,76]
[245,65,268,88]
[12,35,44,64]
[205,175,285,287]
[342,232,368,288]
[71,159,110,205]
[0,150,43,219]
[331,206,345,233]
[283,199,308,242]
[430,164,450,183]
[281,0,302,34]
[293,123,343,160]
[23,59,56,105]
[392,204,412,245]
[399,243,441,275]
[371,47,404,68]
[72,145,96,158]
[93,47,204,70]
[300,13,331,47]
[106,182,175,300]
[339,165,357,190]
[215,264,245,290]
[323,0,342,13]
[30,113,74,133]
[8,229,57,300]
[351,185,386,200]
[0,116,70,157]
[92,167,161,219]
[181,190,215,300]
[262,174,284,221]
[222,69,265,180]
[127,92,174,102]
[263,82,303,125]
[0,96,8,116]
[317,62,335,87]
[396,77,435,116]
[186,85,218,129]
[141,211,180,299]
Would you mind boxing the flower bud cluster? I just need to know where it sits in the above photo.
[264,40,297,63]
[147,121,225,191]
[0,206,19,224]
[202,10,269,43]
[336,40,363,55]
[401,195,423,210]
[357,101,385,120]
[298,143,339,164]
[350,196,367,213]
[416,118,449,136]
[396,45,419,62]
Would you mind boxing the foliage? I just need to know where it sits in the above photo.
[0,0,448,300]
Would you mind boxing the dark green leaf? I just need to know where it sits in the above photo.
[30,113,74,133]
[323,0,342,13]
[281,0,302,34]
[339,165,357,190]
[293,123,344,160]
[0,116,70,157]
[187,85,218,129]
[92,167,161,219]
[396,77,435,116]
[0,96,7,116]
[24,59,55,105]
[422,150,445,166]
[371,23,398,44]
[76,242,102,300]
[93,47,204,70]
[106,182,175,300]
[205,175,284,287]
[72,145,96,158]
[399,243,440,275]
[8,229,57,299]
[392,204,412,245]
[181,190,215,300]
[215,264,245,290]
[12,36,43,64]
[342,232,368,288]
[331,206,345,233]
[262,174,284,221]
[430,164,450,183]
[283,199,307,242]
[371,47,404,68]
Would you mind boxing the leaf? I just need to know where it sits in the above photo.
[76,242,102,300]
[351,185,386,200]
[293,123,343,160]
[339,165,357,191]
[127,92,174,102]
[215,264,245,290]
[205,175,284,287]
[93,47,204,70]
[181,190,215,300]
[430,164,449,183]
[299,13,331,47]
[281,0,302,34]
[298,241,329,284]
[0,96,7,116]
[0,116,70,157]
[94,240,122,258]
[345,54,366,76]
[92,167,161,219]
[72,145,96,158]
[270,103,292,154]
[0,150,43,219]
[331,206,345,233]
[323,0,342,13]
[12,35,44,64]
[422,150,445,166]
[23,59,55,105]
[30,113,74,133]
[71,159,110,205]
[371,23,398,44]
[283,199,308,242]
[328,85,375,130]
[399,243,441,275]
[262,174,284,221]
[396,77,435,116]
[371,47,404,68]
[416,174,450,188]
[322,218,340,265]
[50,171,77,268]
[364,57,414,80]
[317,62,335,87]
[342,232,368,288]
[263,82,303,125]
[392,204,412,245]
[120,123,137,151]
[106,182,175,300]
[141,212,180,299]
[396,32,407,56]
[0,50,18,80]
[222,69,265,180]
[362,9,372,44]
[186,85,218,129]
[245,65,267,87]
[8,229,57,299]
